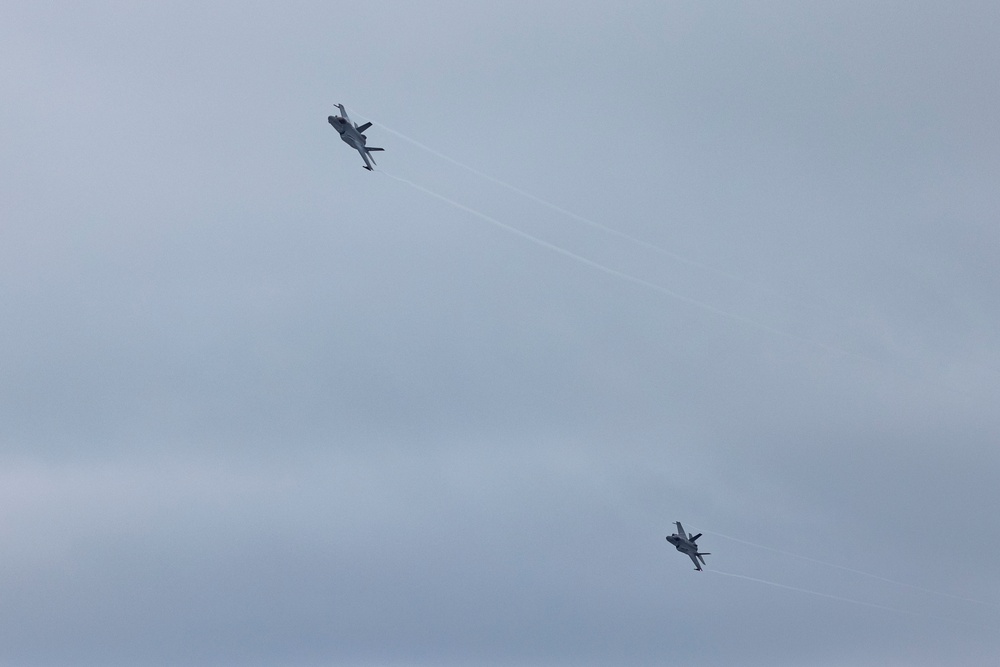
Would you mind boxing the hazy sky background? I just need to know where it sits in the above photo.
[2,2,999,665]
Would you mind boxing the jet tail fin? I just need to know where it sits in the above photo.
[367,147,385,152]
[359,147,376,171]
[356,121,373,132]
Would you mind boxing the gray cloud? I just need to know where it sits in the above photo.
[1,1,998,665]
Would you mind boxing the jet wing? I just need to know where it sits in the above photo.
[674,521,687,540]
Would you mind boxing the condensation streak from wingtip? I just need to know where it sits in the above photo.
[377,168,879,365]
[350,108,758,282]
[708,569,985,628]
[351,109,1000,401]
[705,530,1000,610]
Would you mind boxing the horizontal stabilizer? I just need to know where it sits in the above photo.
[367,147,385,152]
[356,121,372,132]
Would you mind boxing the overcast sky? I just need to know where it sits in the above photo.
[2,2,999,665]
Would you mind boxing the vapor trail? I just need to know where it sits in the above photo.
[709,569,981,627]
[353,109,751,282]
[379,169,874,363]
[705,530,1000,609]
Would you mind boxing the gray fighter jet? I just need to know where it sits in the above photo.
[666,521,710,571]
[328,104,384,171]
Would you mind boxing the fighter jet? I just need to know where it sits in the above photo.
[328,104,384,171]
[666,521,710,571]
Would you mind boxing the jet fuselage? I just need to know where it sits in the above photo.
[328,115,367,150]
